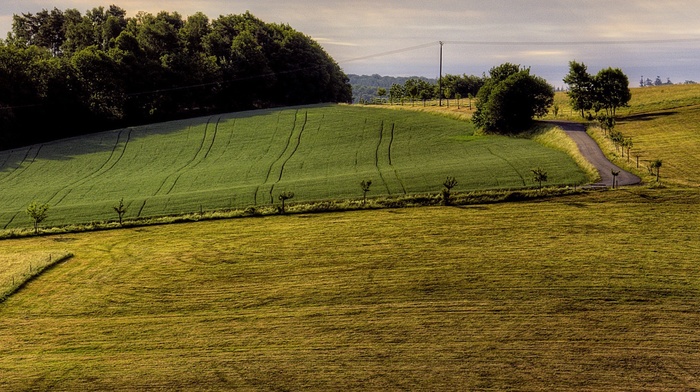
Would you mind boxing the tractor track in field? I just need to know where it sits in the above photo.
[257,110,298,204]
[1,146,45,229]
[0,145,43,185]
[256,110,308,204]
[375,121,391,194]
[374,121,406,195]
[163,117,222,196]
[252,113,285,205]
[0,147,16,169]
[48,129,133,206]
[152,116,220,198]
[354,119,369,167]
[388,123,407,194]
[209,119,236,165]
[486,146,527,186]
[141,116,219,217]
[268,111,308,203]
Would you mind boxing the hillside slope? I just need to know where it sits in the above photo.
[0,104,586,229]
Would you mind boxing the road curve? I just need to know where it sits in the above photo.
[545,121,641,187]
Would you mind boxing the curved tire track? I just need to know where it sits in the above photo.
[374,121,391,194]
[486,146,527,186]
[269,111,308,203]
[152,117,219,197]
[0,145,43,184]
[388,123,407,194]
[49,129,133,206]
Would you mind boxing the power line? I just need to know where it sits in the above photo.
[337,42,438,64]
[443,38,700,46]
[336,37,700,64]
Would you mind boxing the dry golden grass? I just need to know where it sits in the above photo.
[0,188,698,390]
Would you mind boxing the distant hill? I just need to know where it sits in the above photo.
[349,74,437,103]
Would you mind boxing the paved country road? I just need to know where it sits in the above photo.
[546,121,641,187]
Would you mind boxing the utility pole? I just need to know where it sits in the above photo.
[439,41,444,107]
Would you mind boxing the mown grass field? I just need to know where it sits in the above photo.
[0,104,586,230]
[0,188,698,390]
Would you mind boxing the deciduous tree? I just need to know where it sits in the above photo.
[563,61,594,118]
[594,67,631,118]
[360,180,372,205]
[473,64,554,134]
[278,191,294,214]
[441,176,457,206]
[26,201,49,234]
[531,168,548,190]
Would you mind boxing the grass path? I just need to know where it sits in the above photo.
[0,188,698,390]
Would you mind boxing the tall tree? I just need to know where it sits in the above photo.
[563,61,594,118]
[594,67,631,118]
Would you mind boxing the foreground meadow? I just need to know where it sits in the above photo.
[0,188,698,390]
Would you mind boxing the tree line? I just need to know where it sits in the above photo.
[0,6,352,149]
[355,73,484,106]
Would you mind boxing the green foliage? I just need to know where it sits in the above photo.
[473,64,554,134]
[25,201,50,234]
[564,61,631,119]
[597,113,616,136]
[348,74,435,104]
[563,61,595,117]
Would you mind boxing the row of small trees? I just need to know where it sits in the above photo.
[375,74,484,107]
[598,115,663,183]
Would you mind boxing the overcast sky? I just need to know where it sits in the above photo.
[2,1,700,85]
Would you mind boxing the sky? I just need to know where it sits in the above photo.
[2,0,700,87]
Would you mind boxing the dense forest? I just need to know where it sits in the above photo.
[0,6,352,149]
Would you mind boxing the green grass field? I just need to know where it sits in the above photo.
[0,188,698,390]
[0,104,586,230]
